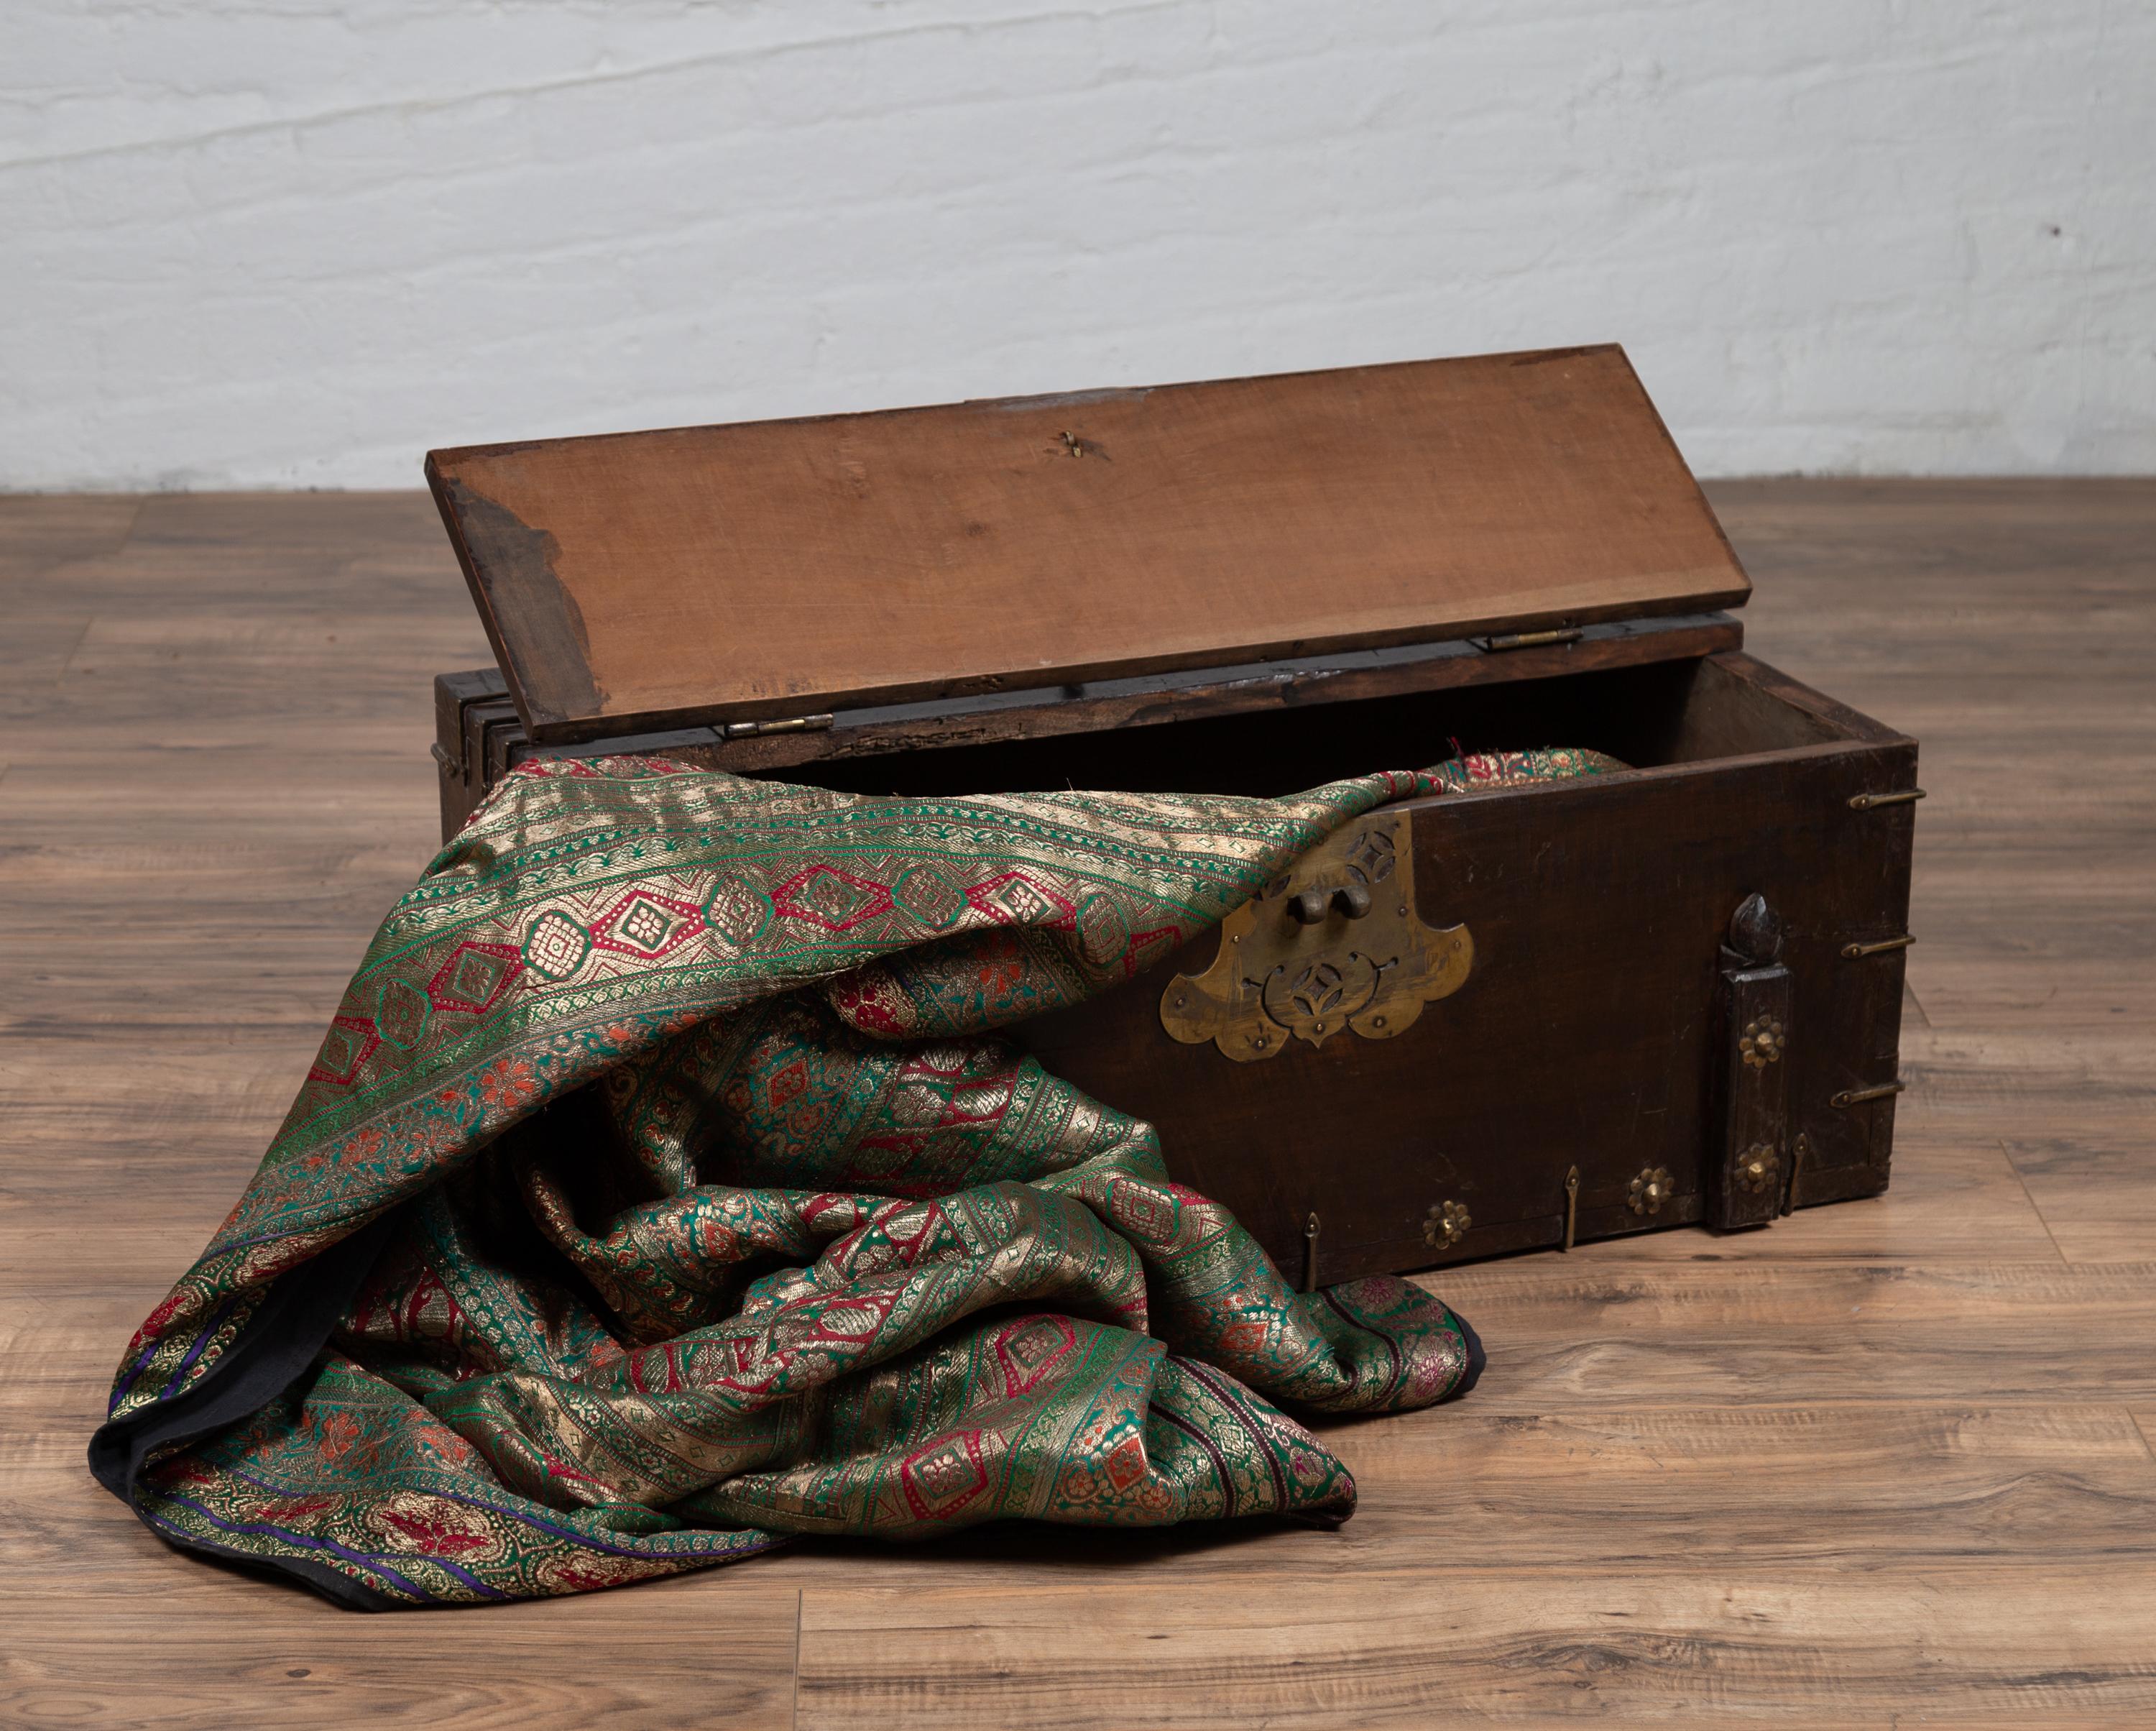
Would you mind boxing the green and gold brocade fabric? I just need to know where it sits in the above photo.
[91,748,1621,1607]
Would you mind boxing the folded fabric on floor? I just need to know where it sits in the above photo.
[91,746,1623,1607]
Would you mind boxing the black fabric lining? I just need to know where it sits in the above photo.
[1452,1310,1486,1398]
[88,1213,402,1612]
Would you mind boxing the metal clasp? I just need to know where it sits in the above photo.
[1160,814,1472,1062]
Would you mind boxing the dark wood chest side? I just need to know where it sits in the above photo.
[1018,673,1917,1282]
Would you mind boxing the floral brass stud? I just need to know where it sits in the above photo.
[1424,1199,1470,1249]
[1740,1016,1785,1069]
[1736,1144,1781,1195]
[1627,1166,1674,1216]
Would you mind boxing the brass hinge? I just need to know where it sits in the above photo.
[1848,788,1925,810]
[720,713,835,740]
[1842,934,1915,959]
[1472,627,1583,653]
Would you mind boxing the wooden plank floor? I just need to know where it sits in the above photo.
[1,480,2152,1727]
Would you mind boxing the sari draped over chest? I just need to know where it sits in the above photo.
[91,747,1619,1607]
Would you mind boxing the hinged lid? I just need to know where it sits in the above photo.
[428,344,1747,745]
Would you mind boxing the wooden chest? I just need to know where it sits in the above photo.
[426,345,1918,1285]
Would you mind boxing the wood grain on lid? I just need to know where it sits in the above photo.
[426,344,1749,743]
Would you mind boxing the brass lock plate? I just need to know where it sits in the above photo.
[1159,814,1472,1062]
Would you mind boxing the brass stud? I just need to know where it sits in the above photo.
[1740,1017,1785,1069]
[1737,1144,1780,1195]
[1628,1166,1674,1216]
[1423,1199,1471,1249]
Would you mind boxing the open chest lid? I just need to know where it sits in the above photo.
[427,344,1748,746]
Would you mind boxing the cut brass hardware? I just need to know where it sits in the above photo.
[1290,883,1372,924]
[1736,1144,1781,1196]
[1473,627,1583,652]
[1842,935,1916,959]
[1833,1080,1907,1108]
[1302,1212,1321,1293]
[1628,1166,1674,1216]
[1739,1017,1786,1069]
[1424,1199,1470,1249]
[722,714,835,739]
[1161,814,1472,1061]
[1848,788,1926,810]
[1784,1133,1808,1216]
[1562,1165,1580,1252]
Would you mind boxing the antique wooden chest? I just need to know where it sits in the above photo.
[426,345,1918,1285]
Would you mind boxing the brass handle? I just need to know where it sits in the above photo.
[1288,885,1373,924]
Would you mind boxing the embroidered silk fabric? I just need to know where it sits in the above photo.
[91,747,1621,1607]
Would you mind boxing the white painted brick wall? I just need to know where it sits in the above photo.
[4,1,2152,488]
